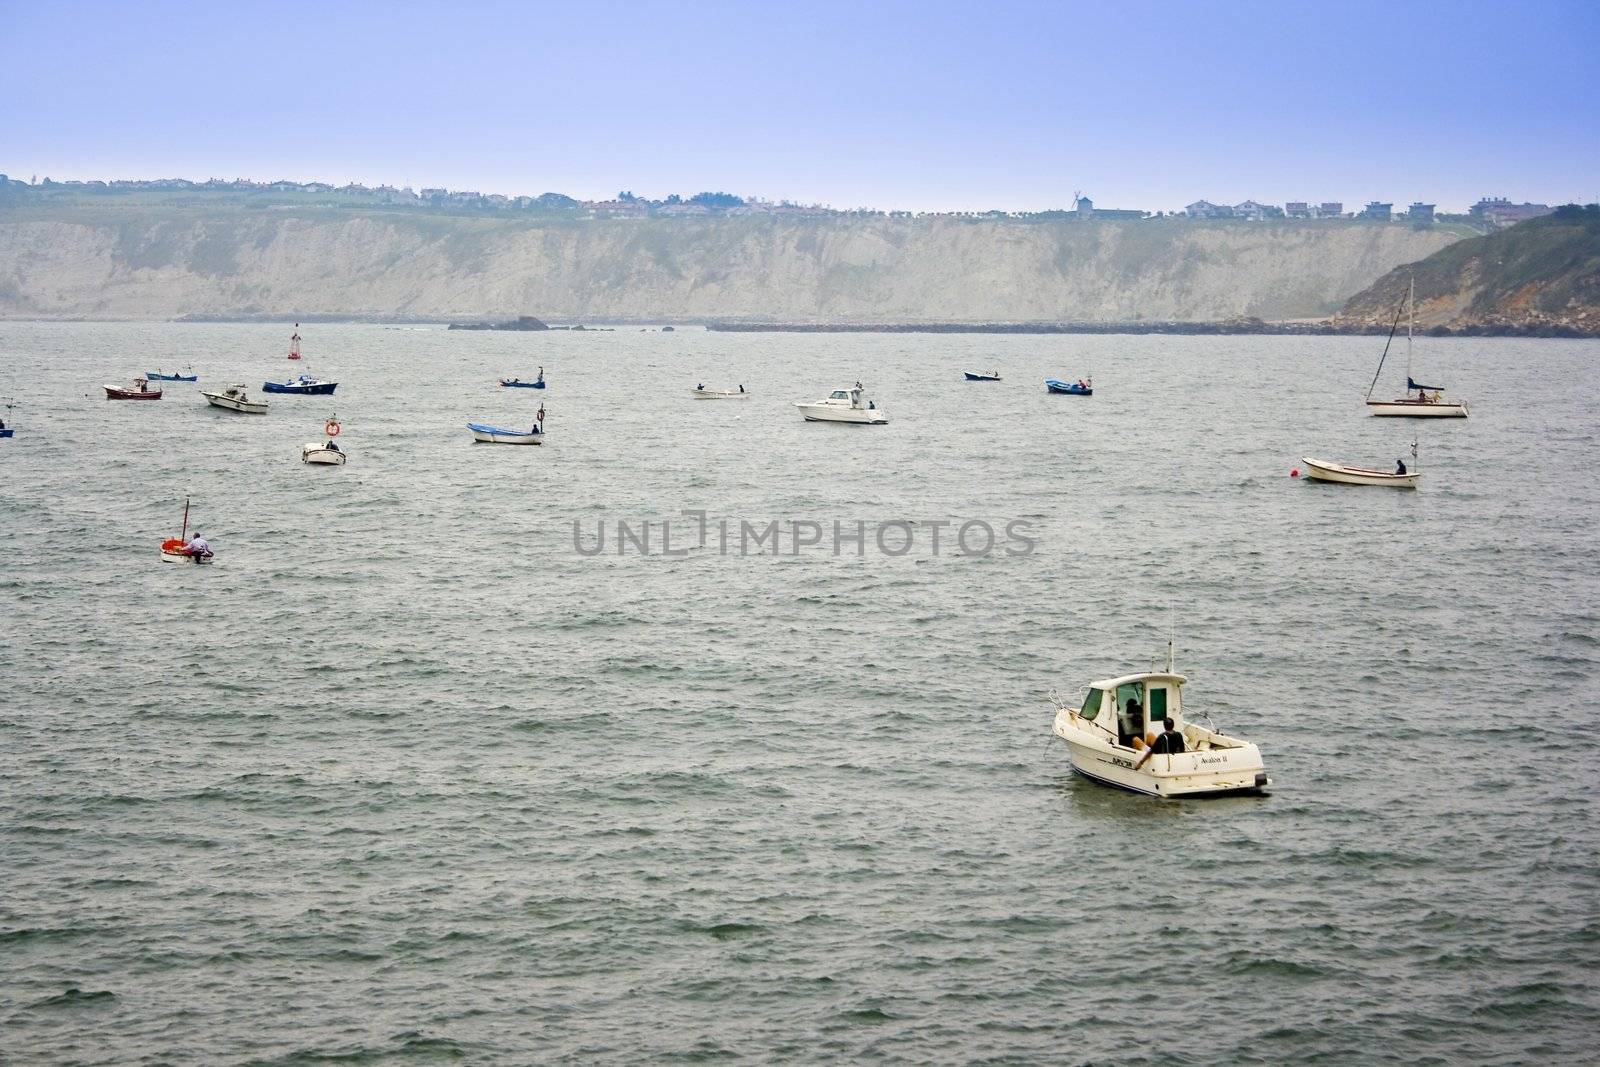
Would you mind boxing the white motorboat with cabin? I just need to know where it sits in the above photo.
[1051,659,1271,798]
[795,382,888,424]
[202,384,269,414]
[691,384,750,399]
[1365,276,1468,418]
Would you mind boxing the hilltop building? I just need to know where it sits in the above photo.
[1074,195,1145,220]
[1360,202,1393,221]
[1406,202,1436,223]
[1470,197,1553,227]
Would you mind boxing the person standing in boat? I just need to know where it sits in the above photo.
[1134,718,1186,770]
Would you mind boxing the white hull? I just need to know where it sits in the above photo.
[160,549,213,565]
[470,429,544,444]
[1366,399,1468,418]
[1053,712,1269,798]
[1301,456,1419,488]
[302,444,347,465]
[202,390,268,414]
[796,404,888,424]
[691,389,750,399]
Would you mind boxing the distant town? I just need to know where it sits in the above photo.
[0,173,1558,230]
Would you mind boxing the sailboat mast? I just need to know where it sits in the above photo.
[1406,275,1415,393]
[181,497,190,541]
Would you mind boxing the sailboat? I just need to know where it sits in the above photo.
[160,498,214,564]
[1365,277,1467,418]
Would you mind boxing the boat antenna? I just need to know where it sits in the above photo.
[1365,292,1407,401]
[1167,607,1175,673]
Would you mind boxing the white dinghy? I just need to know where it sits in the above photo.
[469,403,546,444]
[795,382,888,424]
[1299,457,1417,488]
[1051,652,1271,798]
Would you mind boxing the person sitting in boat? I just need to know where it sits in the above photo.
[697,383,705,391]
[326,439,341,452]
[1395,458,1407,475]
[1118,696,1142,747]
[183,532,212,560]
[739,384,745,393]
[1133,718,1186,770]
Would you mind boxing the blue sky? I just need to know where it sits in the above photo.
[2,0,1596,212]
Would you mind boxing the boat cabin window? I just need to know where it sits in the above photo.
[1080,687,1105,721]
[1114,682,1146,745]
[1148,686,1168,719]
[830,390,851,399]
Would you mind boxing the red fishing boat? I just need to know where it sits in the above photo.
[105,378,163,400]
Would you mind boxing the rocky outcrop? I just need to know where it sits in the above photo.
[0,208,1464,322]
[1336,206,1600,336]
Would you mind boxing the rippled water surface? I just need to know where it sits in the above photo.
[3,322,1598,1065]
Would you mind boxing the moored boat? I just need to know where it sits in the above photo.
[470,404,546,444]
[146,367,198,382]
[691,384,749,399]
[302,415,347,464]
[1051,655,1271,798]
[202,384,269,414]
[964,371,1002,382]
[1299,456,1419,488]
[287,326,302,360]
[263,373,337,395]
[500,368,546,389]
[1365,277,1468,418]
[795,382,888,424]
[1045,377,1092,396]
[0,397,14,438]
[105,378,163,400]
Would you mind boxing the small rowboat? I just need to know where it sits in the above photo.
[146,369,197,382]
[1045,378,1092,396]
[500,377,546,389]
[1299,457,1419,488]
[468,422,545,444]
[202,385,269,414]
[691,386,749,399]
[105,379,163,400]
[964,371,1002,382]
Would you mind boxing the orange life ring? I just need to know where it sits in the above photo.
[324,420,341,437]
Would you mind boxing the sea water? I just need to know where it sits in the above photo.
[2,322,1596,1063]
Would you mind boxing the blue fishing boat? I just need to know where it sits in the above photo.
[1046,377,1093,396]
[500,367,546,389]
[146,368,198,382]
[964,370,1002,382]
[263,374,338,396]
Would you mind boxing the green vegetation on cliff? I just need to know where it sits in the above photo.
[1338,205,1600,335]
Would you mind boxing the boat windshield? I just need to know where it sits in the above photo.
[1080,687,1104,721]
[829,390,851,399]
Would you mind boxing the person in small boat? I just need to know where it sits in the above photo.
[697,383,705,391]
[183,532,212,560]
[738,384,745,393]
[1395,458,1407,475]
[326,439,340,452]
[1134,718,1186,770]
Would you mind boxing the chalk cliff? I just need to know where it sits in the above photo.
[0,207,1464,322]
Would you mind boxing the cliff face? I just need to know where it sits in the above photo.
[1336,207,1600,335]
[0,208,1464,322]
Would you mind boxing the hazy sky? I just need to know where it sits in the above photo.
[3,0,1596,212]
